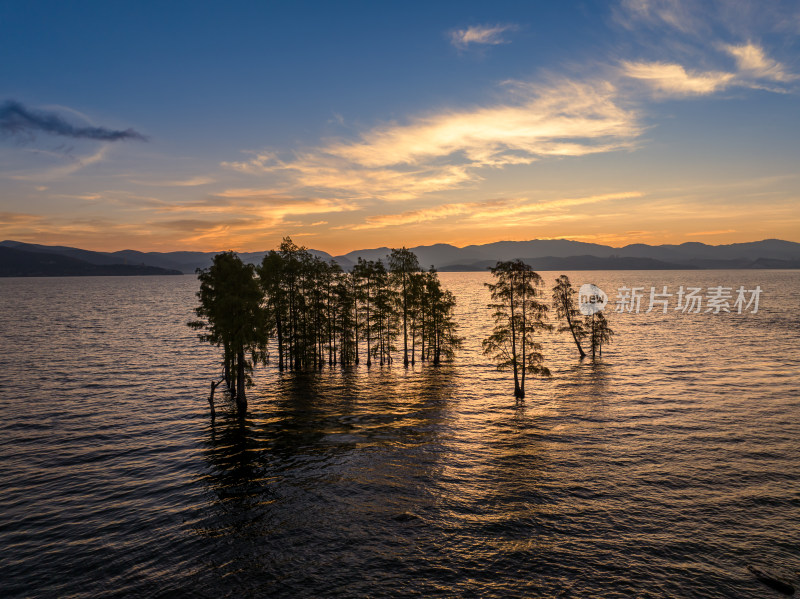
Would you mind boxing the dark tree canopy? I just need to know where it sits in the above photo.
[189,251,268,416]
[188,240,624,413]
[587,310,614,361]
[388,247,421,367]
[483,260,552,399]
[190,239,463,416]
[552,274,587,358]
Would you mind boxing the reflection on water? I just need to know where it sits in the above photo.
[0,271,798,597]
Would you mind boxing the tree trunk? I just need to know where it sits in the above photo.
[276,315,284,372]
[209,379,222,420]
[236,347,247,416]
[510,281,520,398]
[366,314,372,367]
[402,276,409,367]
[411,320,416,365]
[520,272,527,398]
[565,311,586,358]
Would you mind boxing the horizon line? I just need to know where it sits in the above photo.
[2,236,796,257]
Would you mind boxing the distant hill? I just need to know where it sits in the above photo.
[438,255,698,271]
[0,241,335,274]
[2,238,799,274]
[334,239,800,271]
[0,246,182,277]
[335,238,800,271]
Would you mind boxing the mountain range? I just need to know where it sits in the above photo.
[1,238,799,277]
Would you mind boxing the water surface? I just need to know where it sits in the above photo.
[1,271,798,597]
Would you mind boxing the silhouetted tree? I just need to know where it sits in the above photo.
[587,311,614,361]
[353,258,381,367]
[194,239,460,398]
[388,247,421,366]
[257,250,285,370]
[334,269,358,365]
[483,260,551,399]
[423,269,462,363]
[189,251,268,416]
[372,260,399,365]
[552,274,587,358]
[408,271,426,364]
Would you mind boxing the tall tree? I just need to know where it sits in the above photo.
[334,269,357,366]
[483,260,551,399]
[423,269,462,364]
[257,250,285,370]
[372,260,398,366]
[587,311,614,361]
[407,271,426,365]
[195,238,460,389]
[552,275,587,358]
[388,247,421,367]
[353,258,379,367]
[189,251,268,416]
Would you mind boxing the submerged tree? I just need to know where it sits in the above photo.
[422,269,462,364]
[257,250,285,370]
[191,240,461,416]
[189,251,268,417]
[483,260,552,399]
[552,274,587,358]
[353,258,371,366]
[388,247,421,367]
[371,259,399,366]
[587,311,614,361]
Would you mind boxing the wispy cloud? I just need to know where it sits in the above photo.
[224,79,642,201]
[344,192,644,230]
[615,0,704,33]
[686,228,737,236]
[137,192,357,247]
[221,151,280,175]
[131,176,215,187]
[327,80,637,167]
[0,211,44,225]
[622,61,734,95]
[214,187,291,198]
[622,40,796,97]
[348,202,483,230]
[723,42,796,82]
[0,100,147,142]
[449,24,517,50]
[8,145,110,180]
[615,0,797,96]
[154,189,356,222]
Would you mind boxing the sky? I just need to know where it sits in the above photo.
[1,0,798,254]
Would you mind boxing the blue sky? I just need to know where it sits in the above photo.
[1,0,798,252]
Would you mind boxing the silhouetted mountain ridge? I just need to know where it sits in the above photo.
[1,238,798,275]
[334,238,800,270]
[0,246,182,277]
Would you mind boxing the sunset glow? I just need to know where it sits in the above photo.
[1,1,798,253]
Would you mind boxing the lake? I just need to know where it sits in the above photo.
[1,271,798,598]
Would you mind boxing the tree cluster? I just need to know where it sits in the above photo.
[551,274,614,361]
[189,238,462,416]
[483,263,614,399]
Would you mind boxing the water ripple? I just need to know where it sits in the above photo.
[0,272,798,597]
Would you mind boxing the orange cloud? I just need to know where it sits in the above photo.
[622,61,735,95]
[222,79,642,202]
[723,42,796,82]
[341,191,644,230]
